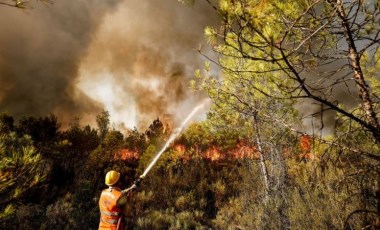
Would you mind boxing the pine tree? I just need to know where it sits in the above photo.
[0,132,45,220]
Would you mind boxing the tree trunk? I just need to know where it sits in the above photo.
[335,0,380,145]
[253,111,269,203]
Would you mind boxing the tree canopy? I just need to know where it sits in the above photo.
[194,0,380,155]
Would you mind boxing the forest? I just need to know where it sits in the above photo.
[0,109,377,230]
[1,0,380,229]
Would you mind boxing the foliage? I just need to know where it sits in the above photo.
[197,0,380,146]
[125,127,147,153]
[96,110,110,142]
[71,181,99,230]
[136,209,205,230]
[43,193,75,228]
[0,113,14,133]
[0,132,46,221]
[1,109,379,229]
[286,156,379,229]
[62,122,99,156]
[189,1,380,228]
[136,144,157,177]
[103,130,124,149]
[145,118,168,147]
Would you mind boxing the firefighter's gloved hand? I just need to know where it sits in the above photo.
[133,178,142,187]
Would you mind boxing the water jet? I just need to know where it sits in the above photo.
[140,100,208,178]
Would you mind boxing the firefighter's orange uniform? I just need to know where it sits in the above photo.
[99,170,137,230]
[98,187,126,230]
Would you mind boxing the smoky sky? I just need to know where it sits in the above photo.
[0,0,217,130]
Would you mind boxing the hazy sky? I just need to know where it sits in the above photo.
[0,0,217,130]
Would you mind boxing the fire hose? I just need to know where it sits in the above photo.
[127,100,208,189]
[115,101,207,230]
[140,101,207,179]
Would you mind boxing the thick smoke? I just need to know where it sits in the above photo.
[0,0,217,130]
[78,0,217,130]
[0,0,120,125]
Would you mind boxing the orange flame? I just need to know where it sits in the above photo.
[172,144,190,162]
[298,135,319,161]
[113,142,269,163]
[204,146,222,161]
[300,134,312,153]
[203,143,262,161]
[174,144,186,153]
[114,149,139,161]
[230,142,261,160]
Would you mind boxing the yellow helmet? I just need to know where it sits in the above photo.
[105,170,120,186]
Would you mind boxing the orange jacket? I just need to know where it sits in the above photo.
[98,187,123,230]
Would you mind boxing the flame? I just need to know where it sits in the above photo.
[230,142,261,160]
[204,146,222,161]
[204,143,263,161]
[174,144,186,153]
[298,135,319,161]
[171,144,190,162]
[299,134,312,153]
[161,113,174,135]
[172,142,264,162]
[114,149,139,161]
[113,142,270,163]
[303,152,320,161]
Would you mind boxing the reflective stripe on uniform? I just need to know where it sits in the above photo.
[99,187,124,229]
[100,216,119,225]
[101,210,120,217]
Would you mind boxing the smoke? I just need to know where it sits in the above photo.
[0,0,120,125]
[78,0,217,130]
[296,56,360,136]
[0,0,217,130]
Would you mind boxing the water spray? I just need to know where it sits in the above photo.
[140,100,208,179]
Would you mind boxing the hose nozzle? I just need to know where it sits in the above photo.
[133,177,143,187]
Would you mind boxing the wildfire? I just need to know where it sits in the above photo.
[300,135,312,153]
[172,144,190,162]
[203,143,262,161]
[113,137,321,163]
[114,149,139,161]
[230,142,261,160]
[160,114,174,138]
[298,135,319,161]
[174,144,186,153]
[113,135,319,163]
[172,142,264,162]
[204,146,222,161]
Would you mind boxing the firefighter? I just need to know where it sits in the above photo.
[98,170,142,230]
